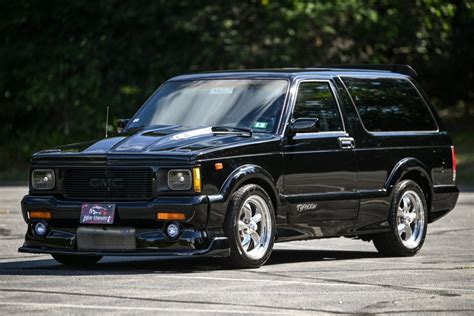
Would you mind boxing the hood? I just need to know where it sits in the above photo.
[34,126,276,158]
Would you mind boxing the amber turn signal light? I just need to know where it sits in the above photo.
[214,162,224,171]
[157,212,186,221]
[193,167,201,192]
[29,211,51,220]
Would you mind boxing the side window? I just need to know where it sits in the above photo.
[342,77,437,132]
[293,82,343,132]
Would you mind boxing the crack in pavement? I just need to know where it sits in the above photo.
[269,267,471,273]
[0,288,470,315]
[358,295,462,313]
[429,227,474,236]
[366,308,474,314]
[0,228,12,236]
[244,270,462,298]
[0,288,350,315]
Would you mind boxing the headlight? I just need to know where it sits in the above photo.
[31,169,55,190]
[168,169,192,191]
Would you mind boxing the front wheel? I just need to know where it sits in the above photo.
[373,180,428,256]
[52,254,102,266]
[224,184,276,268]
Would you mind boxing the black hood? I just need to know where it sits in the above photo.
[33,126,277,159]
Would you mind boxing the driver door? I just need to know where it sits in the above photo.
[283,79,358,223]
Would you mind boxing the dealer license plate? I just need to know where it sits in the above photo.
[80,203,115,224]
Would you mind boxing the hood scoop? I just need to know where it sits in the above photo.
[112,126,214,152]
[149,127,214,151]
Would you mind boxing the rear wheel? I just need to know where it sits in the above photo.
[52,254,102,266]
[373,180,428,256]
[224,184,275,268]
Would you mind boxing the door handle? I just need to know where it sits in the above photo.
[338,137,355,149]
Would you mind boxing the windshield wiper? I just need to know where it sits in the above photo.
[124,124,176,134]
[123,125,146,133]
[211,126,253,137]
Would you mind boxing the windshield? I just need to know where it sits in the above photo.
[126,79,289,133]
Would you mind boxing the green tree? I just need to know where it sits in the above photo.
[0,0,472,177]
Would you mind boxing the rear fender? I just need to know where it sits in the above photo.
[384,158,433,198]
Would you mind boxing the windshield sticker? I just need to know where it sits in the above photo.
[132,118,140,123]
[210,87,234,95]
[253,122,268,129]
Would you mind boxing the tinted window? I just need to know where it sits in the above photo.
[127,79,288,133]
[342,77,437,132]
[293,82,343,132]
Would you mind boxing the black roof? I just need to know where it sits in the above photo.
[322,64,417,77]
[170,64,417,81]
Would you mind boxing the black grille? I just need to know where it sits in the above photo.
[63,168,153,200]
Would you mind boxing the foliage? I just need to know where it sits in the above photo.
[0,0,472,175]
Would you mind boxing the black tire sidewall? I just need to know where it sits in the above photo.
[224,184,276,268]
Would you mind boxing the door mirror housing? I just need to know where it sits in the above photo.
[117,119,130,134]
[289,118,320,136]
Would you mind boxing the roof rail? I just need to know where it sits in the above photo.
[320,64,418,78]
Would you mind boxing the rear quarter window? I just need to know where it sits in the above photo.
[342,77,437,132]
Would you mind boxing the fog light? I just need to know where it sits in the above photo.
[166,222,180,239]
[34,221,48,237]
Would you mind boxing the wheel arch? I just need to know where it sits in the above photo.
[385,158,433,213]
[218,164,279,211]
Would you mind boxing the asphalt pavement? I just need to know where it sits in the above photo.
[0,186,472,315]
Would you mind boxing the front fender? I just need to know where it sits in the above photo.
[218,164,278,201]
[205,164,279,228]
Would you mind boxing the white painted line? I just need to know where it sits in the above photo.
[0,301,291,315]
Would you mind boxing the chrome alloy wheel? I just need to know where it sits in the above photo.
[396,190,425,249]
[237,195,272,260]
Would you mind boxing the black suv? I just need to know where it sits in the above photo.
[20,65,459,268]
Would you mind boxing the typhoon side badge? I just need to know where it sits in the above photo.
[296,203,318,214]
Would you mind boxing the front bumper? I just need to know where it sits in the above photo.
[20,195,211,227]
[19,237,230,257]
[19,194,229,257]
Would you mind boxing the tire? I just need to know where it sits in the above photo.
[373,179,428,256]
[224,184,276,268]
[52,254,102,266]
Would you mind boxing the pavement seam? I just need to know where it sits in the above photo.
[243,270,463,298]
[0,288,351,315]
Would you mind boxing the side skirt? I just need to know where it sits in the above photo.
[275,220,389,243]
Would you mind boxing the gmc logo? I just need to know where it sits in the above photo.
[89,178,125,188]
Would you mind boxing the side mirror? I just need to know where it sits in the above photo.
[117,119,130,133]
[288,118,320,136]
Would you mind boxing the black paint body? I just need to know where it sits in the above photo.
[19,68,459,257]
